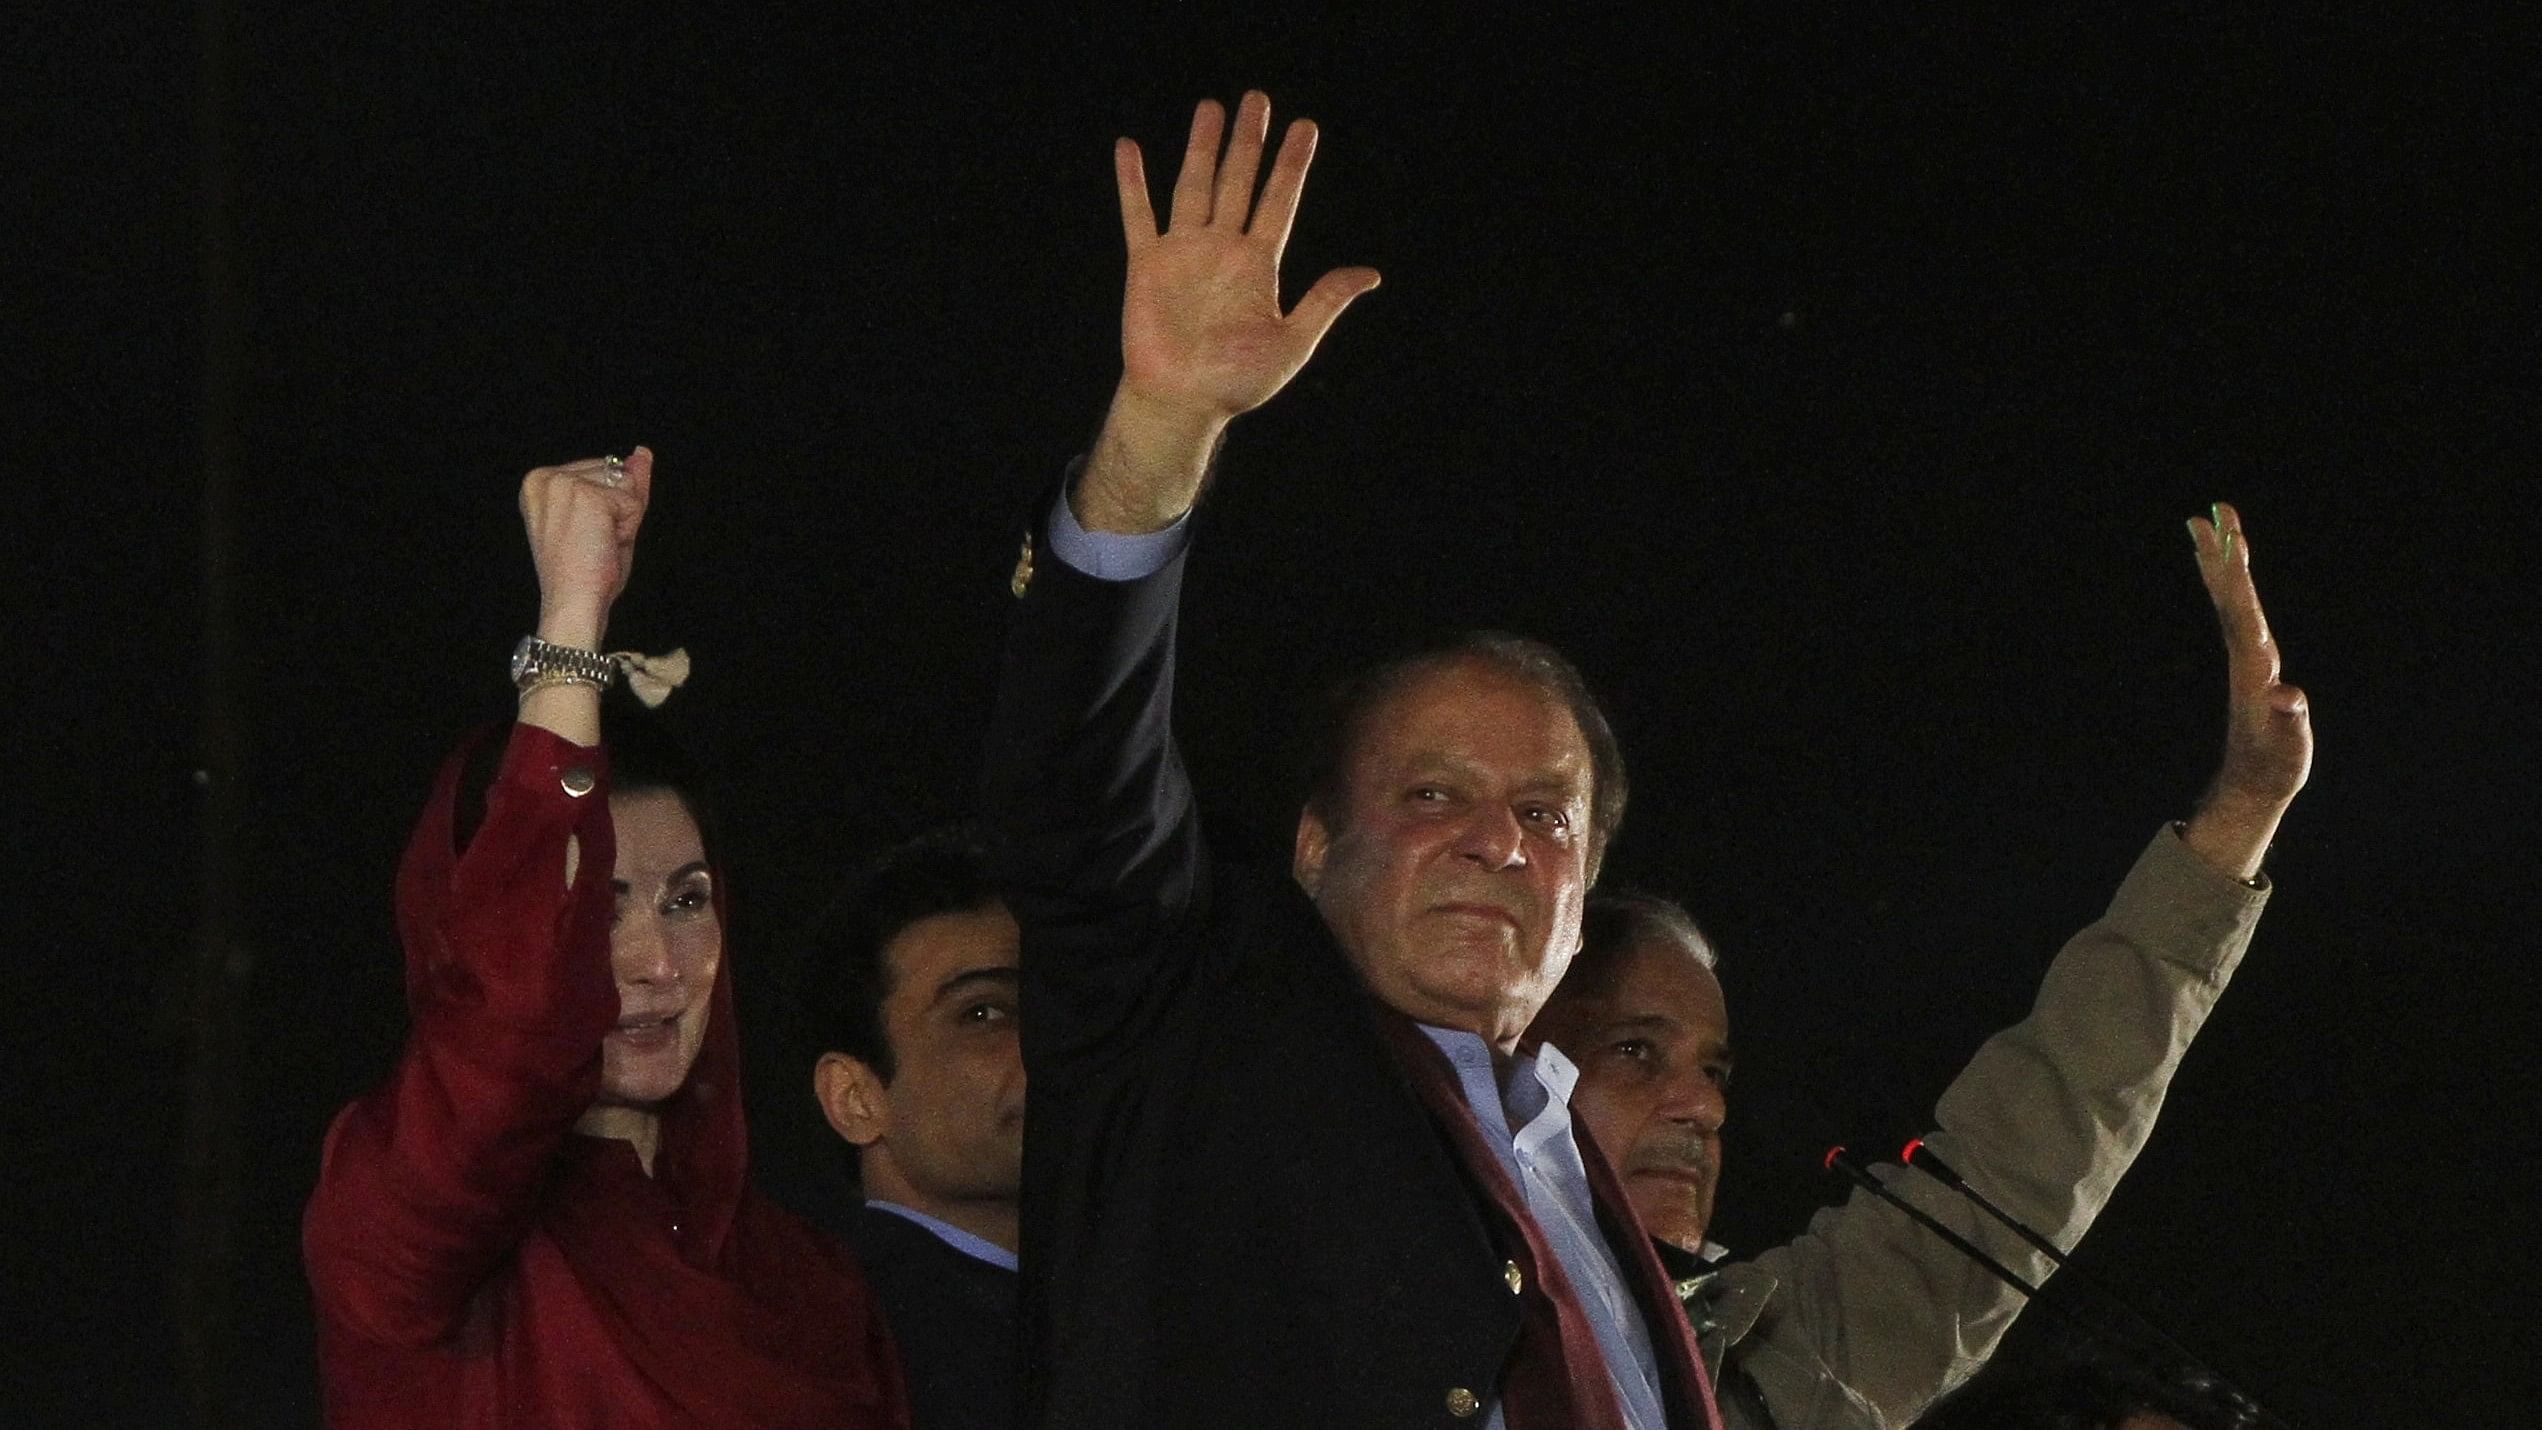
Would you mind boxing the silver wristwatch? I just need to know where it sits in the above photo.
[510,635,617,694]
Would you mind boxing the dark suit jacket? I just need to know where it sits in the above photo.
[984,520,1713,1429]
[849,1208,1020,1430]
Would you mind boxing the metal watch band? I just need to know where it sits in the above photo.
[511,635,618,693]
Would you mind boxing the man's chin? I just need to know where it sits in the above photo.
[1643,1214,1712,1254]
[1625,1177,1712,1245]
[1398,947,1560,1023]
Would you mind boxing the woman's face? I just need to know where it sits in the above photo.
[595,789,721,1106]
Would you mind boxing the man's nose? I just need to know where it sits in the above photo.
[1666,1072,1727,1135]
[1453,804,1528,870]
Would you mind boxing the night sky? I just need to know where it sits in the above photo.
[19,6,2533,1425]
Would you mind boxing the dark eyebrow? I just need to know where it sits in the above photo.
[932,967,1021,1004]
[1513,771,1590,800]
[1601,1012,1734,1065]
[1600,1013,1678,1036]
[611,861,713,895]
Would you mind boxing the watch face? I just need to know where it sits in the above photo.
[510,636,537,685]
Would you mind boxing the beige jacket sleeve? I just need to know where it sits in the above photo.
[1723,824,2270,1430]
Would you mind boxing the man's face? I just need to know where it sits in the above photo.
[868,905,1027,1205]
[1294,659,1596,1047]
[1534,934,1732,1252]
[596,790,722,1108]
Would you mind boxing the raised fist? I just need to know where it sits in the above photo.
[520,447,653,647]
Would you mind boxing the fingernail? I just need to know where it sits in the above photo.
[2185,517,2201,548]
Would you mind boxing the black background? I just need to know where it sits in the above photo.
[15,5,2535,1425]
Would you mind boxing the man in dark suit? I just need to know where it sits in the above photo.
[985,92,1720,1429]
[807,829,1026,1429]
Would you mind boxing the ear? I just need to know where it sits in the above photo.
[814,1052,891,1149]
[1292,807,1333,896]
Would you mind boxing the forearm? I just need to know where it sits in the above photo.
[983,507,1199,919]
[1741,826,2267,1423]
[306,1024,605,1342]
[305,727,618,1343]
[1071,381,1229,534]
[1929,825,2261,1229]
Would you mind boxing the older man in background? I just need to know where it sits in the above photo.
[1530,506,2311,1429]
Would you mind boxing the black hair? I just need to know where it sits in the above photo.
[1295,630,1628,876]
[798,825,999,1084]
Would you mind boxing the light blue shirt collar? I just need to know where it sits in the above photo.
[865,1200,1020,1273]
[1414,1024,1580,1166]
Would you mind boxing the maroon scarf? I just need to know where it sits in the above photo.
[1378,1011,1723,1430]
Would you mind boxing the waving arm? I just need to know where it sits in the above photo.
[1074,91,1381,536]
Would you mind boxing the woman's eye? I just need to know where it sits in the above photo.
[1612,1038,1654,1061]
[664,884,712,913]
[964,1002,1014,1025]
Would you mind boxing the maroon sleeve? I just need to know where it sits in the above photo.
[303,724,620,1348]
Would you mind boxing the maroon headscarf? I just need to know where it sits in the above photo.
[317,725,908,1427]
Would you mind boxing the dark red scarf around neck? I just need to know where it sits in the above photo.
[1375,1010,1724,1430]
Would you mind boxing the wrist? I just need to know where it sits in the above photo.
[1077,382,1228,534]
[2181,791,2292,884]
[1108,380,1232,448]
[535,600,607,651]
[2197,784,2296,828]
[510,635,608,747]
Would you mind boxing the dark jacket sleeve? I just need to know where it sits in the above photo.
[981,502,1212,1063]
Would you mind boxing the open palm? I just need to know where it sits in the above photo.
[1115,92,1380,421]
[2189,502,2314,807]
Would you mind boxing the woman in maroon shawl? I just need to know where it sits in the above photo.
[304,450,909,1428]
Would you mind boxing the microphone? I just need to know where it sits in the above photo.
[1900,1138,2072,1270]
[1819,1147,2068,1321]
[1901,1142,2074,1275]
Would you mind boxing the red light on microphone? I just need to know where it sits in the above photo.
[1902,1136,1927,1165]
[1822,1145,1847,1172]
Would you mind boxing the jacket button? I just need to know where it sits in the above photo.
[1445,1387,1480,1418]
[559,766,596,797]
[1009,533,1036,597]
[1503,1260,1524,1295]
